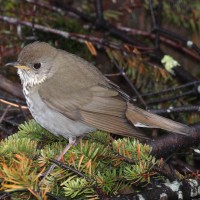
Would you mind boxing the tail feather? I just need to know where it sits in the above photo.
[126,103,191,135]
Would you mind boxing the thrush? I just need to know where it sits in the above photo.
[8,41,191,179]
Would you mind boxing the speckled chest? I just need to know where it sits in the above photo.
[23,85,33,111]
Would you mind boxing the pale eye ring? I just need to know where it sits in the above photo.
[33,63,41,69]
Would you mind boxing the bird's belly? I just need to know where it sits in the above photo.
[24,88,96,139]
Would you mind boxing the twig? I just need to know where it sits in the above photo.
[173,66,198,83]
[149,0,156,29]
[137,81,200,98]
[49,158,109,199]
[0,15,148,54]
[0,95,26,105]
[156,0,162,49]
[25,0,141,46]
[111,58,147,108]
[145,90,195,105]
[155,28,200,55]
[0,105,11,124]
[0,99,27,109]
[149,105,200,115]
[3,118,20,126]
[0,192,10,199]
[149,0,160,50]
[95,0,104,22]
[117,26,200,62]
[49,159,91,182]
[24,0,93,21]
[25,0,200,61]
[148,0,200,55]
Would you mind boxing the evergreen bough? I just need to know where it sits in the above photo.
[0,120,163,199]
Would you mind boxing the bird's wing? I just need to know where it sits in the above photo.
[38,60,144,138]
[38,51,192,137]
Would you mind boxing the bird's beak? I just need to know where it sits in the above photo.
[5,62,31,70]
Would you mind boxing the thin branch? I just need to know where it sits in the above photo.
[95,0,104,22]
[24,0,93,21]
[0,95,26,105]
[24,0,200,62]
[0,105,11,124]
[149,0,157,29]
[0,15,148,54]
[137,81,200,98]
[24,0,142,46]
[149,0,160,50]
[111,57,147,108]
[173,66,198,83]
[0,99,28,109]
[117,26,200,62]
[49,159,91,182]
[24,0,200,58]
[0,192,10,199]
[155,0,162,49]
[3,118,20,126]
[155,28,200,55]
[148,0,200,55]
[149,105,200,115]
[145,90,195,105]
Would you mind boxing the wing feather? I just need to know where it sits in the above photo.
[38,63,144,138]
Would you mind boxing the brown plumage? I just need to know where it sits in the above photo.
[15,41,192,141]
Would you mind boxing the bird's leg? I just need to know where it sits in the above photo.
[56,137,77,161]
[39,137,77,186]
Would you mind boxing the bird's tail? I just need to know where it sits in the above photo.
[126,103,192,135]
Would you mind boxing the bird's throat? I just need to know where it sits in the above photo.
[18,69,47,90]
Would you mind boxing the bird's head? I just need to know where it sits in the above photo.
[7,42,58,87]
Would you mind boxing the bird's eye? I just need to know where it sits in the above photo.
[33,63,41,69]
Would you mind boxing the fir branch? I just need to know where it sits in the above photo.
[49,159,91,182]
[1,120,195,199]
[0,135,39,158]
